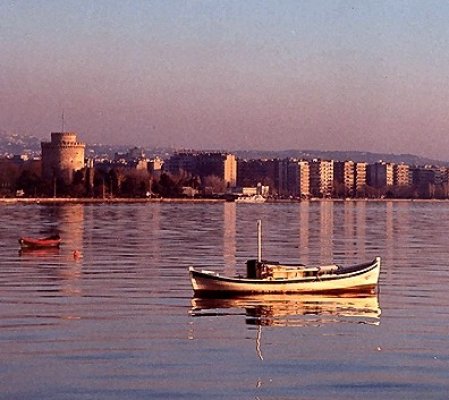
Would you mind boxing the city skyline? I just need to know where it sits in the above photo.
[2,1,449,160]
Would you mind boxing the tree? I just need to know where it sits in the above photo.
[153,173,182,197]
[109,167,127,196]
[122,169,150,197]
[93,169,110,198]
[203,175,226,194]
[333,182,347,198]
[0,162,19,196]
[15,170,42,197]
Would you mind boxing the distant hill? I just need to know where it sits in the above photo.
[0,132,447,167]
[0,131,42,157]
[0,132,174,160]
[233,149,449,167]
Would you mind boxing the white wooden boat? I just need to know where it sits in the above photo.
[189,220,381,296]
[235,194,266,203]
[189,257,381,296]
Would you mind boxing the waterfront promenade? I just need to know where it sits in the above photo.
[0,197,225,205]
[1,197,449,205]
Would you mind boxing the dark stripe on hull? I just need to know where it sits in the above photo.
[193,285,377,298]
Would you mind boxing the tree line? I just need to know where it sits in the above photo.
[2,161,449,199]
[0,163,227,198]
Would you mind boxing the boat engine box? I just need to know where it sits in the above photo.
[246,259,264,278]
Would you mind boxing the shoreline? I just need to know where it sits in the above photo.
[2,197,449,205]
[0,197,223,205]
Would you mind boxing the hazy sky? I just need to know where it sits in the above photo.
[2,0,449,159]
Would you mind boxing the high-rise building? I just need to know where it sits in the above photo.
[309,159,334,197]
[410,165,449,198]
[367,162,394,188]
[277,159,291,197]
[334,161,355,197]
[165,152,196,175]
[223,154,237,188]
[434,167,449,185]
[41,132,85,185]
[237,158,278,190]
[166,152,237,188]
[277,159,310,198]
[393,163,411,187]
[298,161,310,198]
[355,162,367,196]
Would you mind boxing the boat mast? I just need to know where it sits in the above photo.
[257,219,262,262]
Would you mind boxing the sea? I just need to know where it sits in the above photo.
[1,200,449,399]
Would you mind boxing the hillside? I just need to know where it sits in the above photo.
[0,132,447,166]
[233,149,449,166]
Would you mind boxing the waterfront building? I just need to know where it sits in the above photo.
[278,159,310,198]
[237,158,278,191]
[165,152,196,175]
[434,167,449,185]
[367,162,394,188]
[148,157,164,179]
[393,163,411,187]
[242,158,310,198]
[298,161,311,198]
[166,151,237,188]
[412,166,435,185]
[411,165,449,198]
[309,159,334,197]
[41,132,85,185]
[223,154,237,188]
[355,162,367,196]
[411,166,437,198]
[334,161,355,197]
[277,159,292,197]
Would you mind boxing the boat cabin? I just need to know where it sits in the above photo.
[246,259,339,280]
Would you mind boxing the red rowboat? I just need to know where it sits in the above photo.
[18,234,61,249]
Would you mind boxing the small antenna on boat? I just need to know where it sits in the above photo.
[257,219,262,262]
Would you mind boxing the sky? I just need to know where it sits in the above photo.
[2,0,449,160]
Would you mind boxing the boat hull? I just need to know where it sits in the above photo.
[190,257,380,296]
[18,236,61,249]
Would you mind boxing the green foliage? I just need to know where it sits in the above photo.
[153,173,182,197]
[15,170,42,196]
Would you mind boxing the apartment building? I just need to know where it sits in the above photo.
[298,161,311,198]
[393,163,411,187]
[277,159,310,198]
[309,159,334,197]
[166,151,237,188]
[237,158,278,190]
[355,162,367,196]
[334,161,355,197]
[367,162,394,188]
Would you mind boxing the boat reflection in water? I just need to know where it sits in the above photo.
[191,292,381,327]
[18,247,60,257]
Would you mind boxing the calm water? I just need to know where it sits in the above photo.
[1,201,449,399]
